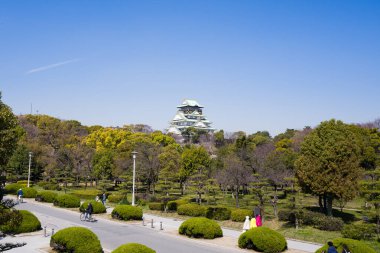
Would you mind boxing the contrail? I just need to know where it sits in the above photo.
[26,58,81,74]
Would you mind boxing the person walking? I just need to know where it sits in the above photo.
[256,214,262,227]
[341,244,350,253]
[250,215,257,229]
[243,216,250,232]
[102,192,106,206]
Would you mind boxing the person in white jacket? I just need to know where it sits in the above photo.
[243,216,250,232]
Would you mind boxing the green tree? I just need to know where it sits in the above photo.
[295,119,364,216]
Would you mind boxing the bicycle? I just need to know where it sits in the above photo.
[80,211,96,222]
[17,195,23,204]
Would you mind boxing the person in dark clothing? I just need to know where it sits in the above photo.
[327,241,338,253]
[102,192,106,205]
[85,202,93,220]
[341,244,350,253]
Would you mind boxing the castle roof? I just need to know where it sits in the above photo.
[177,99,203,108]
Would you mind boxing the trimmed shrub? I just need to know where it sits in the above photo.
[50,227,102,253]
[312,215,344,231]
[205,206,231,220]
[43,183,61,191]
[4,183,22,194]
[167,199,188,211]
[315,238,376,253]
[36,191,58,203]
[1,210,41,234]
[179,217,223,239]
[71,189,101,200]
[79,201,106,214]
[239,227,287,253]
[22,187,38,198]
[54,194,80,208]
[16,180,29,186]
[108,194,125,203]
[149,202,164,211]
[231,208,253,222]
[277,209,293,222]
[342,223,377,240]
[177,204,206,217]
[112,205,143,220]
[112,243,156,253]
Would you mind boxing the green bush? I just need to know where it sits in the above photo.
[54,194,80,208]
[179,217,223,239]
[315,238,376,253]
[42,183,61,191]
[111,205,143,220]
[4,183,22,194]
[112,243,156,253]
[108,194,126,203]
[1,210,41,234]
[149,202,164,211]
[205,206,231,220]
[22,187,38,198]
[341,223,377,240]
[79,201,106,214]
[239,227,287,253]
[177,204,206,217]
[36,191,58,203]
[16,180,29,186]
[71,189,102,200]
[166,199,188,211]
[312,215,344,231]
[231,208,253,222]
[50,227,103,253]
[277,209,293,222]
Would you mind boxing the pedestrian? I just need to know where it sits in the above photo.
[17,188,24,203]
[256,214,262,227]
[102,192,106,206]
[250,215,257,229]
[95,195,99,202]
[243,216,250,232]
[85,202,93,220]
[254,206,260,217]
[327,241,338,253]
[341,244,350,253]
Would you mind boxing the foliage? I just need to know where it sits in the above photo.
[148,202,164,211]
[111,205,143,220]
[41,182,61,191]
[231,208,253,222]
[295,120,364,216]
[108,194,127,203]
[36,191,58,203]
[238,227,287,253]
[341,223,377,240]
[79,201,106,214]
[71,189,102,199]
[205,206,231,220]
[167,199,188,211]
[54,194,80,208]
[5,210,41,234]
[315,238,376,253]
[22,187,38,198]
[50,227,103,253]
[177,203,207,217]
[0,207,22,234]
[4,183,22,194]
[112,243,156,253]
[179,217,223,239]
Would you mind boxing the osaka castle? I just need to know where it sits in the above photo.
[167,99,215,136]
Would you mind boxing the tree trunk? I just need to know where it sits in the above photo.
[318,195,323,212]
[326,194,333,216]
[235,187,239,208]
[323,194,327,215]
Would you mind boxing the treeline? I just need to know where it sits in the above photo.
[1,94,380,218]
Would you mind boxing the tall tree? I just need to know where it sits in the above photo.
[295,119,364,216]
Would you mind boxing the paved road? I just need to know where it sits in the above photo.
[14,200,247,253]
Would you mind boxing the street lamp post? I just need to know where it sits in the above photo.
[131,151,138,206]
[27,152,32,188]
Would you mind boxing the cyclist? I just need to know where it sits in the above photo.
[17,188,24,203]
[84,202,93,220]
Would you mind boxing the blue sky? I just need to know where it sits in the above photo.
[1,0,379,135]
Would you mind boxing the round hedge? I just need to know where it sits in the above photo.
[50,227,103,253]
[1,210,41,234]
[36,191,58,203]
[179,217,223,239]
[231,208,253,222]
[177,203,206,217]
[205,206,231,220]
[80,201,106,214]
[315,238,376,253]
[149,202,164,211]
[54,194,80,208]
[111,205,143,220]
[112,243,156,253]
[71,189,102,200]
[108,194,125,203]
[239,227,287,253]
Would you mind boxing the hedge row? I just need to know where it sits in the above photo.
[54,194,81,208]
[36,191,58,203]
[71,189,102,200]
[231,208,253,222]
[4,184,38,198]
[341,223,377,240]
[278,209,344,231]
[79,201,106,214]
